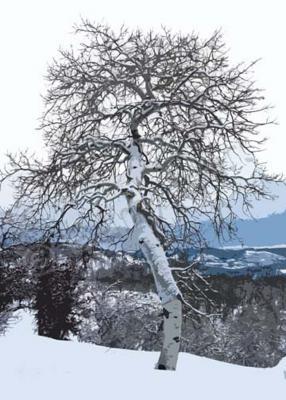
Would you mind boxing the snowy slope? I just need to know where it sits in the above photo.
[1,311,286,400]
[198,250,286,277]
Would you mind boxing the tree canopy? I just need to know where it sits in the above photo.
[1,21,279,249]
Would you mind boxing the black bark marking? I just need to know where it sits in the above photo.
[157,364,166,370]
[174,316,178,319]
[173,336,180,343]
[176,293,184,303]
[139,239,144,244]
[163,308,170,319]
[132,129,140,139]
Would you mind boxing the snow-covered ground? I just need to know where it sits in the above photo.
[198,250,286,277]
[1,310,286,400]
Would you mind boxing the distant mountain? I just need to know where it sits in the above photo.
[1,207,285,250]
[204,210,286,248]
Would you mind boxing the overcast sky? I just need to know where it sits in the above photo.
[0,0,285,216]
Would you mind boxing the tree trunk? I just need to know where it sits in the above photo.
[125,138,182,371]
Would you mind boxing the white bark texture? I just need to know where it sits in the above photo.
[125,139,182,370]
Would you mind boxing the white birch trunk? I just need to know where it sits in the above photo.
[125,139,182,370]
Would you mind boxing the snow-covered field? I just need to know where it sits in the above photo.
[1,311,286,400]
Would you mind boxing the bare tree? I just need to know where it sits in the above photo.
[0,20,281,370]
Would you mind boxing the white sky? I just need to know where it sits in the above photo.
[0,0,285,215]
